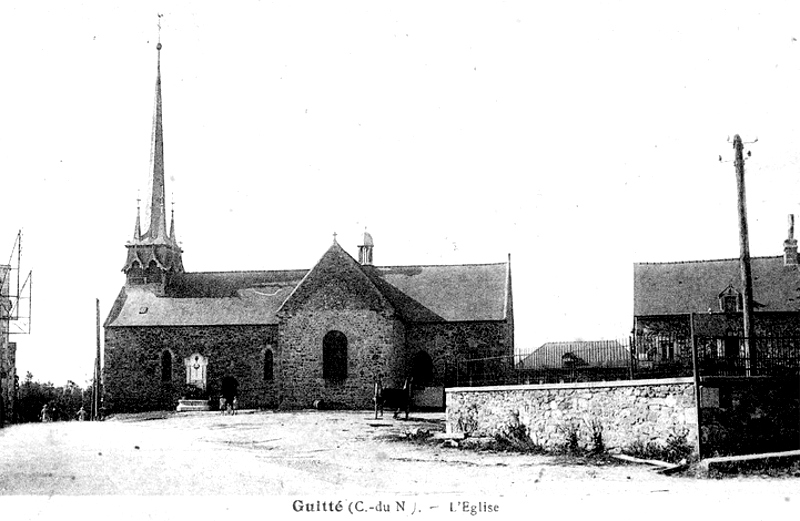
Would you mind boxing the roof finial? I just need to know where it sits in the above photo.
[157,13,163,50]
[169,196,177,243]
[333,231,338,244]
[133,191,142,241]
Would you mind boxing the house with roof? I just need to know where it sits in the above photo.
[633,215,800,364]
[103,43,513,413]
[515,340,630,383]
[634,217,800,454]
[519,340,629,370]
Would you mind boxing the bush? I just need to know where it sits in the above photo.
[557,420,582,455]
[494,411,541,452]
[588,419,605,455]
[624,428,694,464]
[454,403,479,435]
[663,428,693,463]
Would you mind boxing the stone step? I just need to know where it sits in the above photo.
[176,399,211,412]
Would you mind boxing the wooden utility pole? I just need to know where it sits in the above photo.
[733,135,755,376]
[92,298,101,420]
[690,313,704,459]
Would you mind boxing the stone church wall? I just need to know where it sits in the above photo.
[104,325,277,413]
[277,309,405,409]
[406,321,511,387]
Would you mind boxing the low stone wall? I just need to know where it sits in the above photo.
[446,378,698,453]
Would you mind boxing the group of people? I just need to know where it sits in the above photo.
[218,396,238,415]
[40,404,89,422]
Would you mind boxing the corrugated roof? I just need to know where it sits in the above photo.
[634,256,800,316]
[519,340,629,369]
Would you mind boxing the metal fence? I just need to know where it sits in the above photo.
[694,336,800,377]
[456,335,800,387]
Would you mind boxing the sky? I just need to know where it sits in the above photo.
[3,1,800,386]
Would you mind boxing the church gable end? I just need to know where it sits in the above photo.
[278,242,393,317]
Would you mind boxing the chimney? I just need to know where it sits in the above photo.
[784,214,798,266]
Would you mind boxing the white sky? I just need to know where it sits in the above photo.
[3,1,800,386]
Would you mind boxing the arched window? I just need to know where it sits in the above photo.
[128,261,144,284]
[323,330,348,382]
[160,350,172,383]
[410,351,434,386]
[263,349,274,381]
[145,260,162,284]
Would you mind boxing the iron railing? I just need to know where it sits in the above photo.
[456,335,800,387]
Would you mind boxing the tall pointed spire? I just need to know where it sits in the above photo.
[121,18,184,286]
[146,36,168,242]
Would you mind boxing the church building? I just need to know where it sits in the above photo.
[103,43,514,413]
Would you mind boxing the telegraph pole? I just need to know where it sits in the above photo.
[93,298,101,420]
[733,135,755,376]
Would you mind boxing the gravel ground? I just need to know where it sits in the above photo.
[0,410,797,519]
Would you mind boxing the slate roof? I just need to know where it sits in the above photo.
[106,270,306,327]
[106,257,510,327]
[366,263,508,322]
[634,256,800,316]
[518,340,630,369]
[166,270,308,298]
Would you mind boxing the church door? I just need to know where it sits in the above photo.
[410,351,434,387]
[221,376,239,402]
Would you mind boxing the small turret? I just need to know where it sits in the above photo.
[358,230,374,265]
[784,214,798,266]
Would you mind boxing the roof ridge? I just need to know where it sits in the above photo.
[180,262,507,276]
[635,255,782,266]
[375,261,507,269]
[181,268,308,276]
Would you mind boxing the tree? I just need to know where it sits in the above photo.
[15,374,90,423]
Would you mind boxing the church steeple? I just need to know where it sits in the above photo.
[145,40,168,242]
[122,35,184,288]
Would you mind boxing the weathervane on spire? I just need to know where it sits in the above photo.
[157,13,163,50]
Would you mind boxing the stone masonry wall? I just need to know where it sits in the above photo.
[699,377,800,456]
[104,325,277,413]
[277,309,405,409]
[407,321,511,386]
[446,378,697,453]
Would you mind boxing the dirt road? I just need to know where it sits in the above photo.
[0,411,797,519]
